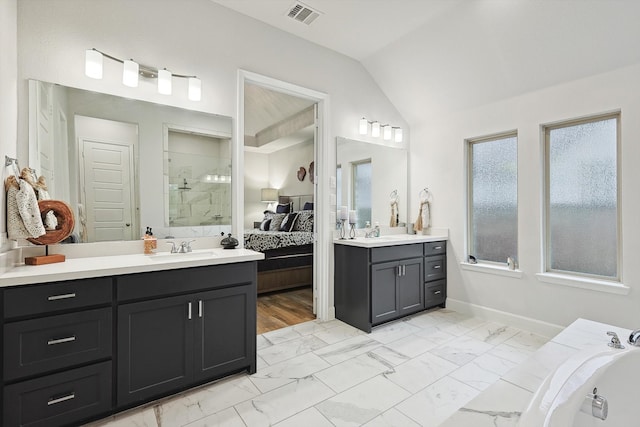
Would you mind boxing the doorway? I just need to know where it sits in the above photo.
[237,71,331,333]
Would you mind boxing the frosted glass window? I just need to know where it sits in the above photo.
[353,160,371,228]
[546,115,619,279]
[468,134,518,263]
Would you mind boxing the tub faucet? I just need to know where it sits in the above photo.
[628,329,640,346]
[607,331,625,349]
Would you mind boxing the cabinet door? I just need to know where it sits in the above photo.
[194,284,256,381]
[371,261,400,325]
[398,257,424,316]
[117,294,194,406]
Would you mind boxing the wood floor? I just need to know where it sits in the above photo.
[257,286,315,334]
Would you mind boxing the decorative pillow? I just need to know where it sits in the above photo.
[280,212,300,232]
[275,203,292,213]
[259,218,271,231]
[268,213,287,231]
[303,202,314,210]
[293,210,314,232]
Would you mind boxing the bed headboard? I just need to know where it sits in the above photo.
[279,195,314,211]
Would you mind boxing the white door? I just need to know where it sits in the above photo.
[76,116,137,242]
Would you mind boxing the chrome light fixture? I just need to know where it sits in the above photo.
[359,117,403,143]
[85,48,201,101]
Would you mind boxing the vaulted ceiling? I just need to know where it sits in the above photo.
[217,0,640,128]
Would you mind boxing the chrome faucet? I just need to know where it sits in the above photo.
[607,331,625,349]
[628,329,640,346]
[364,229,376,238]
[178,240,195,253]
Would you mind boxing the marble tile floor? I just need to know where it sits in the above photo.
[86,308,551,427]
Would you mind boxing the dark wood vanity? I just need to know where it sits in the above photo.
[1,261,257,427]
[334,239,447,332]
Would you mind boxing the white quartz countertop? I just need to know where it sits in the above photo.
[333,233,448,248]
[0,248,264,288]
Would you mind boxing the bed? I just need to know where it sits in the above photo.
[244,195,314,294]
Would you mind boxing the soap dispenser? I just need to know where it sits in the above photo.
[143,227,157,255]
[374,222,380,237]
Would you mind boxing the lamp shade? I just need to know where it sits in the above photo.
[371,122,380,137]
[394,127,403,143]
[359,117,368,135]
[122,60,139,87]
[188,77,201,101]
[260,188,278,203]
[158,69,172,95]
[85,49,103,79]
[383,124,392,141]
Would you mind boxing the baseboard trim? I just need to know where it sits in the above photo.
[446,298,564,339]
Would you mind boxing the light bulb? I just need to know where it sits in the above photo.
[85,49,103,79]
[383,125,392,141]
[371,122,380,137]
[359,117,368,135]
[188,77,201,101]
[158,69,172,95]
[122,60,139,87]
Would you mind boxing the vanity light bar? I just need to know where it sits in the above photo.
[358,117,403,142]
[85,48,201,101]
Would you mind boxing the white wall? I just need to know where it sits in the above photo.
[268,139,315,198]
[412,64,640,330]
[16,0,407,168]
[0,0,17,250]
[242,151,269,229]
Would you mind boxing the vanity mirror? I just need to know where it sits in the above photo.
[28,80,232,243]
[336,137,407,228]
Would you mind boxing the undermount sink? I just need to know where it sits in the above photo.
[147,249,217,261]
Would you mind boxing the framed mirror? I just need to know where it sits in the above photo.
[336,137,407,228]
[28,80,232,243]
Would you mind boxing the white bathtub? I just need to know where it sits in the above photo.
[519,343,639,426]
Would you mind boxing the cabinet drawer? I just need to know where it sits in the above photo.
[4,277,112,319]
[3,361,112,427]
[4,308,112,381]
[118,262,256,302]
[424,255,446,282]
[425,280,446,306]
[424,241,446,256]
[371,244,423,263]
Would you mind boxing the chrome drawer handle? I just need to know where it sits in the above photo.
[434,290,442,295]
[47,293,76,301]
[47,336,76,346]
[48,392,75,406]
[198,300,203,318]
[433,246,442,250]
[433,265,441,269]
[188,302,192,320]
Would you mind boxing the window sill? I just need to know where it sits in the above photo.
[535,273,630,295]
[460,262,523,278]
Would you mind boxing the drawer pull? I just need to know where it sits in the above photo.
[198,300,203,318]
[48,392,75,406]
[433,246,442,250]
[433,265,441,269]
[434,290,442,295]
[47,336,76,346]
[47,293,76,301]
[188,302,192,320]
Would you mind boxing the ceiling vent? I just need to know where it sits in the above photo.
[286,2,322,25]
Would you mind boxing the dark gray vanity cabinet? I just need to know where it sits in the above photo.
[1,260,258,427]
[335,241,447,332]
[2,277,113,427]
[116,263,256,408]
